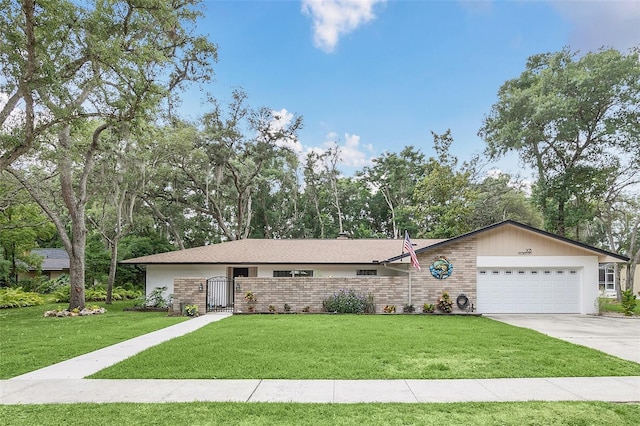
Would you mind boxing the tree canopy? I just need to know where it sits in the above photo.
[479,47,640,238]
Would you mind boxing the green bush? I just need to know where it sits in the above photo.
[37,274,70,294]
[51,285,71,303]
[139,286,170,308]
[50,284,141,303]
[621,289,638,316]
[323,289,373,314]
[16,276,47,293]
[423,303,436,313]
[0,287,45,309]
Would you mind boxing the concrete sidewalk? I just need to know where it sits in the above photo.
[9,312,232,380]
[2,377,639,404]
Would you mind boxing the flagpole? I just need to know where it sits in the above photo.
[405,230,411,305]
[408,269,412,306]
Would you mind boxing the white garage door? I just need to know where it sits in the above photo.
[477,268,581,313]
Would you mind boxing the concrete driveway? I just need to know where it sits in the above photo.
[486,314,640,364]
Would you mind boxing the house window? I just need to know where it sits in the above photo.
[518,270,526,275]
[531,270,538,275]
[557,270,564,275]
[505,270,513,275]
[357,269,377,276]
[273,270,314,278]
[479,270,487,275]
[599,264,615,291]
[492,270,500,275]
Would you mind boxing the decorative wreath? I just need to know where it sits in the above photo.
[429,256,453,280]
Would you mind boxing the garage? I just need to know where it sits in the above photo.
[477,268,581,313]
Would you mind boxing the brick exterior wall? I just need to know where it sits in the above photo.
[236,237,478,313]
[172,238,477,315]
[172,277,207,315]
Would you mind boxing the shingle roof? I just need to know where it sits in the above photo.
[31,248,70,271]
[121,238,444,265]
[122,220,629,266]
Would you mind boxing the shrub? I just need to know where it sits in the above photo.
[301,306,310,313]
[621,289,637,316]
[383,305,396,313]
[16,276,47,293]
[268,304,276,313]
[323,289,372,314]
[422,303,435,313]
[244,291,257,302]
[37,274,70,294]
[0,287,45,309]
[402,304,415,313]
[284,303,291,312]
[141,286,170,308]
[184,304,199,317]
[51,285,71,303]
[437,292,453,313]
[49,284,141,303]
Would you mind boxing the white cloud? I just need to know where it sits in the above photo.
[304,132,375,169]
[341,133,374,167]
[301,0,387,53]
[269,108,303,154]
[551,1,640,52]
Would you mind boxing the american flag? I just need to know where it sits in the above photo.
[403,231,421,271]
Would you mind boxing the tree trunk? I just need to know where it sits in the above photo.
[68,236,86,310]
[106,240,118,304]
[557,199,566,237]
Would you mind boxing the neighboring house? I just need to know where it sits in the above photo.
[600,263,640,298]
[21,248,70,281]
[122,220,628,315]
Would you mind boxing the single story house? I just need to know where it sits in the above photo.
[20,248,70,281]
[122,220,629,315]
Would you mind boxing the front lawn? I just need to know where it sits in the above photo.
[91,315,640,379]
[0,301,187,379]
[1,401,639,426]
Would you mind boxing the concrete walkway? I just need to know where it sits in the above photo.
[2,313,639,404]
[2,377,639,404]
[10,312,232,380]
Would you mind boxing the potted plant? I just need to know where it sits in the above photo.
[437,292,453,313]
[244,291,257,312]
[184,304,199,317]
[422,303,435,314]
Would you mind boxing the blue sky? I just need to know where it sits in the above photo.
[185,0,640,178]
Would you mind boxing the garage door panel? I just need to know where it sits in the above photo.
[478,268,581,314]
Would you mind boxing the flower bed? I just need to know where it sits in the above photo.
[44,306,106,317]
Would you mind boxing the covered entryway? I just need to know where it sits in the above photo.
[477,268,582,313]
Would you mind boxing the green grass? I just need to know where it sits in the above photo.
[0,301,186,379]
[91,315,640,379]
[1,402,639,425]
[599,298,640,315]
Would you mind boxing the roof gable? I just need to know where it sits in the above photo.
[385,220,629,263]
